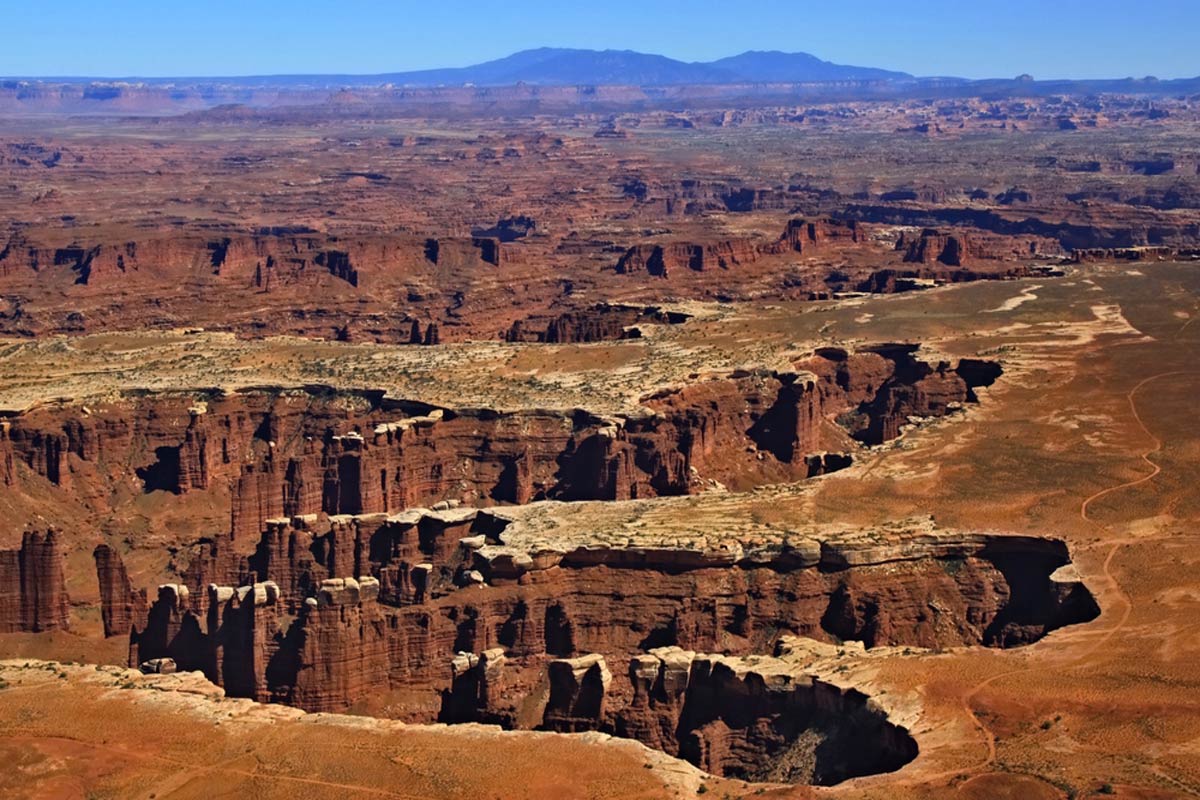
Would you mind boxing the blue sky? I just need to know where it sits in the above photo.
[4,0,1196,79]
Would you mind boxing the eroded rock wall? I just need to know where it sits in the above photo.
[0,530,69,633]
[0,231,505,290]
[8,346,998,538]
[118,508,1097,715]
[93,544,148,638]
[620,649,918,785]
[505,304,688,343]
[0,421,14,486]
[613,218,860,277]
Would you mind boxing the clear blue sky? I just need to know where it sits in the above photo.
[5,0,1197,80]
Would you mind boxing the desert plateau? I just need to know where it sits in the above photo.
[1,6,1199,798]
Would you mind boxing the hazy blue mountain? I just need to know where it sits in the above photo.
[707,50,911,82]
[379,48,735,86]
[370,47,909,87]
[14,48,916,87]
[19,49,1198,93]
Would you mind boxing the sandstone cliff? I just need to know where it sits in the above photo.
[93,544,148,638]
[7,345,999,538]
[115,508,1097,717]
[506,304,689,344]
[618,648,917,784]
[0,530,69,633]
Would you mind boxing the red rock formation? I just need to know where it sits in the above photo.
[177,404,213,492]
[179,533,252,616]
[5,347,1000,538]
[124,500,1097,723]
[506,304,689,344]
[4,395,226,493]
[854,264,1036,293]
[543,654,612,732]
[441,647,510,725]
[130,579,284,701]
[0,421,14,486]
[0,235,375,289]
[621,647,695,753]
[207,581,284,702]
[767,218,860,254]
[512,306,640,343]
[616,238,761,276]
[615,218,863,277]
[0,229,516,341]
[618,649,918,785]
[423,237,502,268]
[898,228,972,266]
[290,515,1091,684]
[0,212,1066,345]
[799,344,1000,446]
[93,544,149,638]
[284,577,390,711]
[0,530,70,633]
[1071,246,1200,262]
[129,584,204,671]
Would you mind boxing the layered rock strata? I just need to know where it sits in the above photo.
[93,544,149,638]
[7,345,999,538]
[617,648,918,784]
[0,530,69,633]
[0,209,1070,343]
[615,218,859,277]
[505,304,690,343]
[117,511,1098,718]
[0,231,503,290]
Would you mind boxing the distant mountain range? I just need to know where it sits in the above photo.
[11,48,915,87]
[366,48,913,87]
[6,48,1197,114]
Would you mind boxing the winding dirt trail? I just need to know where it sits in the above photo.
[1078,370,1190,523]
[946,367,1200,788]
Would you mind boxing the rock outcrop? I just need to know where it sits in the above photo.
[618,648,918,785]
[616,239,762,276]
[543,654,613,732]
[898,228,973,266]
[93,544,149,638]
[119,506,1097,718]
[6,346,999,538]
[130,579,286,702]
[0,421,14,486]
[207,581,285,702]
[0,232,510,291]
[0,228,518,342]
[1071,245,1200,262]
[614,218,862,278]
[128,584,198,671]
[0,530,69,633]
[767,218,860,254]
[506,304,689,343]
[283,576,390,711]
[441,647,509,725]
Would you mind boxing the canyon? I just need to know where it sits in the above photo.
[0,330,1102,784]
[0,70,1196,799]
[0,218,1057,343]
[0,281,1154,794]
[2,344,998,539]
[80,489,1097,784]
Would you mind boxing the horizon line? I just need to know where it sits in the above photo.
[0,46,1194,84]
